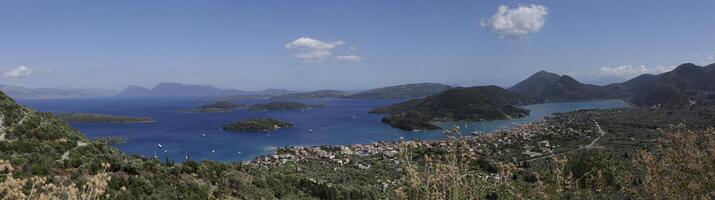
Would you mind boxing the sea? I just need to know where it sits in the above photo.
[17,97,628,162]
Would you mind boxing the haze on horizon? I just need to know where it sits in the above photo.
[0,1,713,91]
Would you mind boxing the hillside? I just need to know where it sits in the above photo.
[270,90,347,100]
[625,63,715,106]
[57,112,155,123]
[371,85,534,131]
[0,91,90,175]
[345,83,452,99]
[509,71,623,101]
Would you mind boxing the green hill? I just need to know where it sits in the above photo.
[510,71,623,101]
[371,85,534,131]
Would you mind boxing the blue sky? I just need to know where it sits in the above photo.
[0,0,713,91]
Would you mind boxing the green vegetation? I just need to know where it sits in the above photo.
[191,101,247,113]
[223,118,293,132]
[1,89,715,199]
[372,86,534,131]
[251,101,322,111]
[57,112,155,123]
[380,110,441,131]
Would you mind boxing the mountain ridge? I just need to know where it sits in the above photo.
[344,83,452,99]
[511,62,715,106]
[116,82,294,97]
[0,85,116,99]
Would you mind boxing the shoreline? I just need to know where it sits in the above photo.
[243,120,549,165]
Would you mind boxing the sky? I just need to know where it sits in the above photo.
[0,0,714,91]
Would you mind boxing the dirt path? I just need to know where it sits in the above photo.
[585,121,605,149]
[17,109,28,125]
[60,141,89,161]
[522,120,605,162]
[0,110,31,142]
[0,113,6,141]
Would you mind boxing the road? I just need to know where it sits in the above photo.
[521,120,605,162]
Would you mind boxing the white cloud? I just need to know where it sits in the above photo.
[335,55,367,62]
[2,66,33,79]
[481,4,548,40]
[285,37,347,62]
[285,37,366,63]
[285,37,345,50]
[595,65,675,78]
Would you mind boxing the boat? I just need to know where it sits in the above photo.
[211,149,215,153]
[201,133,207,137]
[307,129,313,133]
[157,143,163,148]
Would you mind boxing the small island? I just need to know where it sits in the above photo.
[191,101,247,113]
[223,118,293,132]
[57,112,156,124]
[250,101,322,111]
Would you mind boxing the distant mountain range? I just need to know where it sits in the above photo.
[8,62,713,105]
[510,63,715,106]
[116,82,294,97]
[622,63,715,106]
[0,85,116,99]
[344,83,452,99]
[373,62,715,130]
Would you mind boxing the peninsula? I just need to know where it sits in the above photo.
[57,112,156,124]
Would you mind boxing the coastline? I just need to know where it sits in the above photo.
[244,120,554,165]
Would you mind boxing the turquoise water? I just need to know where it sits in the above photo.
[18,98,628,162]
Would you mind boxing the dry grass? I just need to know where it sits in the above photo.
[631,126,715,199]
[0,160,116,200]
[393,125,715,199]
